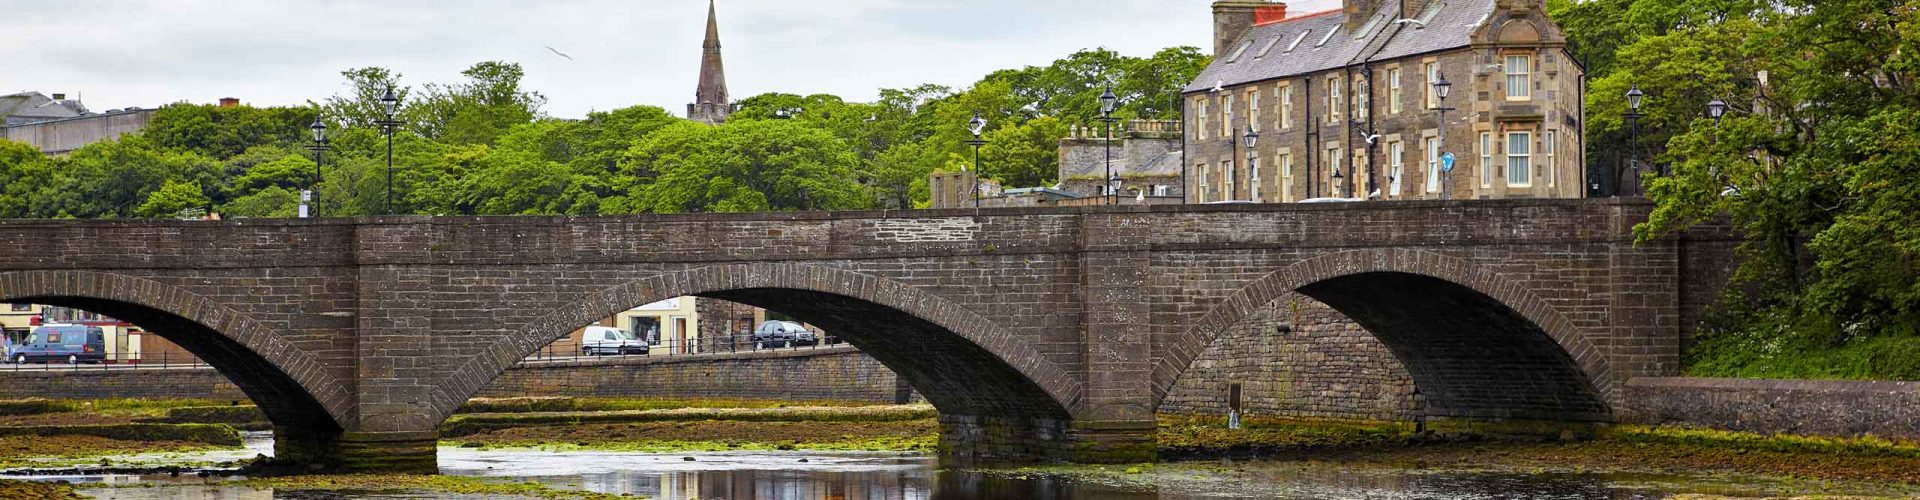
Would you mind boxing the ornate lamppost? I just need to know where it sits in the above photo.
[1624,84,1645,196]
[966,112,988,208]
[1430,73,1454,199]
[376,84,404,214]
[1098,84,1120,202]
[1708,97,1727,126]
[304,118,330,218]
[1243,126,1260,202]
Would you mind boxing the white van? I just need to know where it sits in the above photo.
[579,326,649,356]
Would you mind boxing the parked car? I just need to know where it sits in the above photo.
[10,324,106,364]
[753,320,818,349]
[579,326,649,356]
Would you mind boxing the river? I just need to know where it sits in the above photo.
[3,433,1910,499]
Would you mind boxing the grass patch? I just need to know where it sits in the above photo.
[1604,425,1920,459]
[0,434,237,469]
[1687,324,1920,380]
[447,419,939,453]
[442,404,935,437]
[234,475,627,499]
[456,396,881,414]
[135,405,268,430]
[1156,414,1416,454]
[0,399,82,416]
[0,423,241,446]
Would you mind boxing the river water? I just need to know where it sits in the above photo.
[3,433,1909,499]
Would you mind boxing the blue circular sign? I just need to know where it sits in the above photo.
[1441,152,1457,173]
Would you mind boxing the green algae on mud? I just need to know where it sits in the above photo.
[0,478,84,498]
[124,475,633,500]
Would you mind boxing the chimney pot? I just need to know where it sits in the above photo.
[51,93,66,100]
[219,97,240,108]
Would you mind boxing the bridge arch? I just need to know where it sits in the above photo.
[431,263,1083,425]
[0,270,351,431]
[1157,249,1614,421]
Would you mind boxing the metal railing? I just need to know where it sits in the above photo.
[0,333,846,373]
[2,348,211,372]
[518,333,846,366]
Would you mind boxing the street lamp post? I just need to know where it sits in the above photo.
[1099,84,1120,203]
[376,84,403,214]
[1431,73,1454,200]
[1624,84,1645,196]
[1708,97,1727,126]
[966,112,988,208]
[1244,126,1260,202]
[305,118,330,217]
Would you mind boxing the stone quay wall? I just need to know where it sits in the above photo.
[1623,377,1920,440]
[0,367,249,402]
[0,346,915,405]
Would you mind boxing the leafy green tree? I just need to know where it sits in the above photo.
[0,140,61,218]
[320,67,411,130]
[977,115,1068,188]
[55,136,218,218]
[409,61,547,145]
[144,104,314,160]
[631,120,868,213]
[135,179,211,218]
[221,186,301,218]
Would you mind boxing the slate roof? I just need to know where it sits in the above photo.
[1060,150,1184,179]
[1,91,88,126]
[1184,0,1496,93]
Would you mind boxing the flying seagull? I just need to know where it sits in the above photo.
[545,45,575,61]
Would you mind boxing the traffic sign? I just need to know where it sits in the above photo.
[1441,152,1457,173]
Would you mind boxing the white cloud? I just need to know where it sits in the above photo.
[0,0,1343,118]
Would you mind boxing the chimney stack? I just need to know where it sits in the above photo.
[218,97,240,108]
[1211,1,1284,58]
[1344,0,1384,32]
[51,93,66,101]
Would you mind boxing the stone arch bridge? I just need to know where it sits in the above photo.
[0,199,1732,472]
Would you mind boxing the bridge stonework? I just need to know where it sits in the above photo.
[0,199,1727,472]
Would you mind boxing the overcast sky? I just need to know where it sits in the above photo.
[1,0,1342,119]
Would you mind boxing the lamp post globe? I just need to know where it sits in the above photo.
[1708,98,1728,125]
[965,112,988,208]
[1433,74,1452,102]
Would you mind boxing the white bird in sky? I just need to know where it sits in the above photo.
[545,45,575,61]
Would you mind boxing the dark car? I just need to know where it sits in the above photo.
[10,324,106,364]
[753,321,818,349]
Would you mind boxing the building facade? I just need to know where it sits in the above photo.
[1184,0,1584,203]
[1,92,156,156]
[927,120,1187,209]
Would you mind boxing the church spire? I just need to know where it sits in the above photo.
[688,0,732,125]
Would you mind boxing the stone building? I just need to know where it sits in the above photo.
[1057,120,1186,199]
[1183,0,1585,202]
[1,91,156,156]
[686,0,734,125]
[927,120,1186,209]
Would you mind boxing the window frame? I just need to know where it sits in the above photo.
[1279,85,1294,130]
[1222,94,1235,138]
[1506,131,1533,187]
[1505,54,1532,100]
[1387,67,1402,114]
[1279,153,1294,203]
[1327,76,1341,123]
[1196,99,1209,141]
[1424,135,1442,193]
[1196,163,1209,203]
[1249,155,1262,203]
[1423,62,1439,110]
[1387,140,1404,196]
[1327,146,1343,196]
[1545,130,1557,189]
[1479,132,1493,188]
[1247,88,1261,133]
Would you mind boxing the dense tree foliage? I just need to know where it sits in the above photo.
[0,47,1208,218]
[1553,0,1920,378]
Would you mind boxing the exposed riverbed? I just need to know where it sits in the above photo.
[8,433,1919,499]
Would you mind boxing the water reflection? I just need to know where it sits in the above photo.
[14,443,1910,499]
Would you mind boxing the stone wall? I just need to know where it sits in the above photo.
[478,346,916,403]
[0,347,914,406]
[1623,377,1920,440]
[0,367,248,402]
[1160,293,1417,420]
